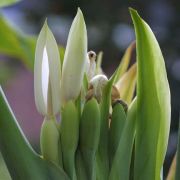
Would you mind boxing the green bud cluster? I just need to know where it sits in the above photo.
[0,7,172,180]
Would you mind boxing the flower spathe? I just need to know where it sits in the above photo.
[61,8,88,103]
[34,21,61,116]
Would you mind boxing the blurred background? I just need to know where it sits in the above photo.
[0,0,179,179]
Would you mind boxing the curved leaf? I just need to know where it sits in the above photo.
[130,8,171,180]
[0,87,69,179]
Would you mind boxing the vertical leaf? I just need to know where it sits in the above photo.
[109,98,136,180]
[130,8,171,180]
[109,103,127,166]
[80,98,100,179]
[60,101,79,179]
[97,75,116,180]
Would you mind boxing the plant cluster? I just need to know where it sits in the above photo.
[1,7,179,180]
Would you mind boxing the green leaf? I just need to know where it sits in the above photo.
[0,153,11,180]
[40,118,60,165]
[60,101,79,180]
[0,0,21,7]
[0,16,36,69]
[109,102,127,166]
[130,8,171,180]
[75,150,87,180]
[80,98,100,179]
[97,74,116,180]
[0,16,64,71]
[0,87,69,180]
[109,98,136,180]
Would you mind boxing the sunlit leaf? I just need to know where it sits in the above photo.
[130,8,171,180]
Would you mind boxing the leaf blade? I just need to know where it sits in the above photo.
[130,8,171,180]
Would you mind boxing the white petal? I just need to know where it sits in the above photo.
[42,47,49,110]
[61,8,87,103]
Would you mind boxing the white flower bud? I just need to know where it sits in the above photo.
[61,8,87,103]
[34,21,61,116]
[89,74,108,101]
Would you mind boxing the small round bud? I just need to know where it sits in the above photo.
[88,74,108,101]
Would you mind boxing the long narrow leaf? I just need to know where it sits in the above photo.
[109,98,136,180]
[0,87,69,180]
[130,8,171,180]
[97,75,116,179]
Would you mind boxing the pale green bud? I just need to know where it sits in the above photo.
[61,8,87,103]
[34,21,61,116]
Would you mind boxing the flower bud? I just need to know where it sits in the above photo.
[34,21,61,116]
[89,74,108,101]
[86,51,96,80]
[61,8,87,103]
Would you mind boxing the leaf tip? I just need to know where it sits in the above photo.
[129,8,141,23]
